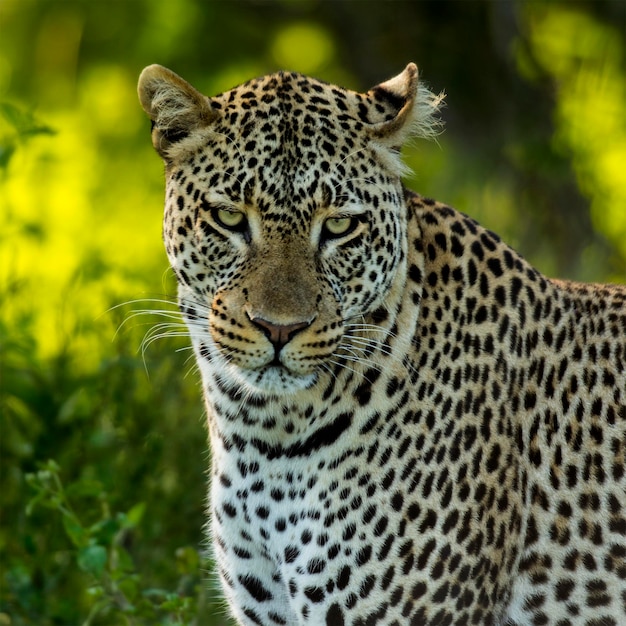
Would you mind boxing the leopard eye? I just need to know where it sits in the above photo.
[207,205,251,242]
[323,216,356,238]
[215,208,246,230]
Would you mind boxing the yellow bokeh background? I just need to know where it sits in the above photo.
[1,85,165,362]
[522,6,626,262]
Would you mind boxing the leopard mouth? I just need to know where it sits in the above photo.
[243,363,318,394]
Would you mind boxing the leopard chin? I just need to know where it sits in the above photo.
[230,363,318,395]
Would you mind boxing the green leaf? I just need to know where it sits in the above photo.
[86,585,104,599]
[124,502,146,528]
[158,593,186,612]
[62,514,87,548]
[89,517,120,546]
[78,544,107,578]
[117,574,140,603]
[25,490,46,516]
[0,101,56,137]
[112,545,135,575]
[66,478,104,499]
[142,588,168,601]
[0,143,15,169]
[58,388,94,424]
[42,459,61,473]
[175,546,200,575]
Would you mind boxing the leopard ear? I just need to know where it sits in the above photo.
[367,63,443,147]
[138,64,219,160]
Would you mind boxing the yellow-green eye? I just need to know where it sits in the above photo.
[215,208,245,230]
[324,216,354,238]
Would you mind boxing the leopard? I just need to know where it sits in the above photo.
[137,62,626,626]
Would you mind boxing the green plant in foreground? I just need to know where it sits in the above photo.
[0,101,56,170]
[26,460,201,626]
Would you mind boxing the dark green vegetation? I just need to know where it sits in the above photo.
[1,1,624,624]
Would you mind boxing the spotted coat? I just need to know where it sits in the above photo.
[138,63,626,626]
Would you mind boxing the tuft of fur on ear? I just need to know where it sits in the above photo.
[367,63,444,175]
[137,64,218,160]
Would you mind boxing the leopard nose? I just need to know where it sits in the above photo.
[248,316,312,352]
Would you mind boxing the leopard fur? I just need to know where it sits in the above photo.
[138,63,626,626]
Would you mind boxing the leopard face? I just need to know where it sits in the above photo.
[141,65,437,394]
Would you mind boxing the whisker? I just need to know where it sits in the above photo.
[108,296,210,379]
[109,296,178,309]
[337,351,384,369]
[343,319,399,339]
[326,358,360,378]
[114,313,182,338]
[183,354,201,381]
[140,330,191,354]
[343,326,393,347]
[345,323,396,336]
[345,338,393,359]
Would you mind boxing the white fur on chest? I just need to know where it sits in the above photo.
[208,422,399,623]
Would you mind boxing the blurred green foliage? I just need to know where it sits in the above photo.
[1,1,624,625]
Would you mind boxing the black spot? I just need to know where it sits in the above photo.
[360,412,381,434]
[487,257,503,277]
[238,574,273,602]
[356,545,372,566]
[486,443,501,473]
[251,412,352,459]
[326,603,344,626]
[471,240,484,261]
[370,307,388,324]
[255,506,269,519]
[242,608,263,625]
[354,369,382,406]
[222,502,237,517]
[304,586,325,603]
[391,492,404,511]
[450,236,464,257]
[307,558,326,574]
[359,574,376,598]
[434,232,447,251]
[284,545,300,563]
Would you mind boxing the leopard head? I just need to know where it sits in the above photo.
[138,64,442,394]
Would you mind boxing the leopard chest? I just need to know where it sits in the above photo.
[209,423,391,573]
[207,426,406,621]
[205,377,523,624]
